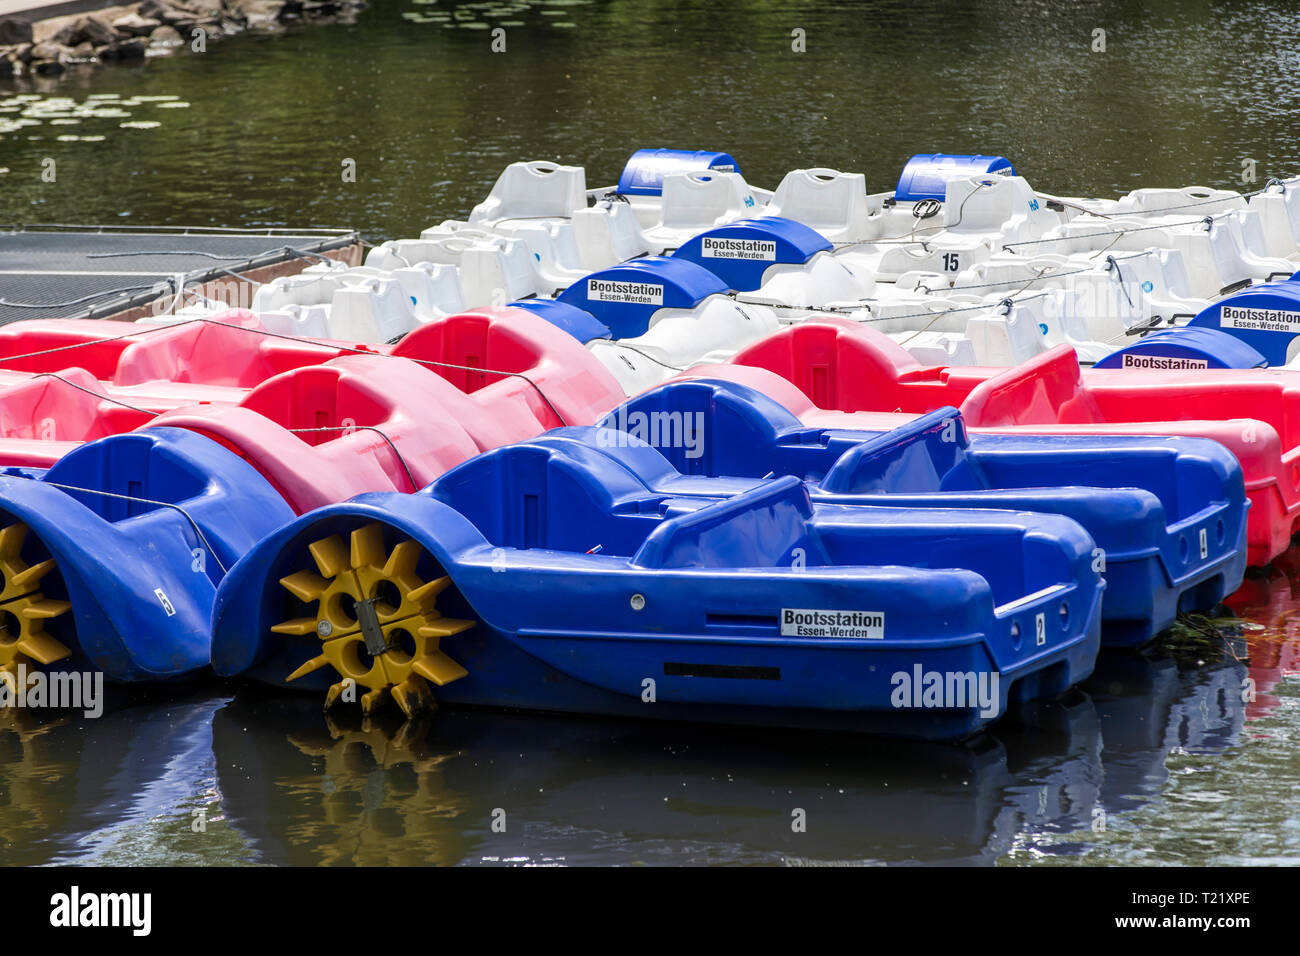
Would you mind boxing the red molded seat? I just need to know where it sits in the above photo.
[152,308,626,512]
[113,311,350,388]
[727,318,998,414]
[0,311,366,413]
[0,319,141,379]
[390,306,626,445]
[0,369,153,467]
[151,355,483,513]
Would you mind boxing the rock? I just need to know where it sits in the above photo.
[110,12,164,37]
[174,15,221,35]
[139,1,201,27]
[32,59,66,76]
[0,18,32,45]
[139,0,175,19]
[30,41,73,63]
[149,25,184,46]
[70,40,97,60]
[13,42,32,63]
[98,38,148,60]
[237,0,283,15]
[52,16,117,47]
[277,1,305,21]
[0,55,13,78]
[220,3,248,27]
[50,23,78,45]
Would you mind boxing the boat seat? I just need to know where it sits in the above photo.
[335,264,465,321]
[327,279,419,342]
[113,318,344,388]
[943,174,1056,241]
[633,476,829,570]
[590,296,781,395]
[738,253,876,309]
[0,370,151,468]
[763,168,878,243]
[468,160,589,225]
[424,218,589,286]
[389,306,626,436]
[252,266,352,310]
[365,235,551,307]
[430,441,668,556]
[0,319,140,379]
[641,171,757,253]
[571,201,651,270]
[1250,187,1300,257]
[1114,186,1245,216]
[254,305,333,339]
[154,356,483,512]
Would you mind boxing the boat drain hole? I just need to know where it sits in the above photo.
[330,592,359,629]
[386,628,416,666]
[372,579,402,616]
[347,638,375,676]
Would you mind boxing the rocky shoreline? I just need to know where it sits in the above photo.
[0,1,367,79]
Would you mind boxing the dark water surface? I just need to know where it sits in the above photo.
[5,0,1300,237]
[1,0,1300,865]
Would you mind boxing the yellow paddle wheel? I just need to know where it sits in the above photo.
[0,521,73,690]
[273,522,474,717]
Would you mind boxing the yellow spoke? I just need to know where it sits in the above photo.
[307,534,349,579]
[412,651,468,687]
[271,617,321,637]
[279,570,330,603]
[14,631,71,666]
[350,523,387,570]
[286,653,331,683]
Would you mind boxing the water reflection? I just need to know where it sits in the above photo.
[0,688,229,865]
[0,588,1283,866]
[1227,558,1300,725]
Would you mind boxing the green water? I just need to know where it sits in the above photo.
[1,0,1299,866]
[5,0,1300,237]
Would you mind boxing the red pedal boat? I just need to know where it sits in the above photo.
[675,317,1300,565]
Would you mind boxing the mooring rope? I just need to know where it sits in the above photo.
[287,425,421,492]
[24,478,230,576]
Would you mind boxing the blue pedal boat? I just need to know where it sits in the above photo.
[0,428,294,684]
[211,436,1104,740]
[597,378,1249,646]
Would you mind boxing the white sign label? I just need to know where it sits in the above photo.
[1120,353,1209,371]
[1199,527,1209,559]
[154,588,176,617]
[781,608,884,639]
[701,237,777,261]
[1220,305,1300,333]
[587,279,663,305]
